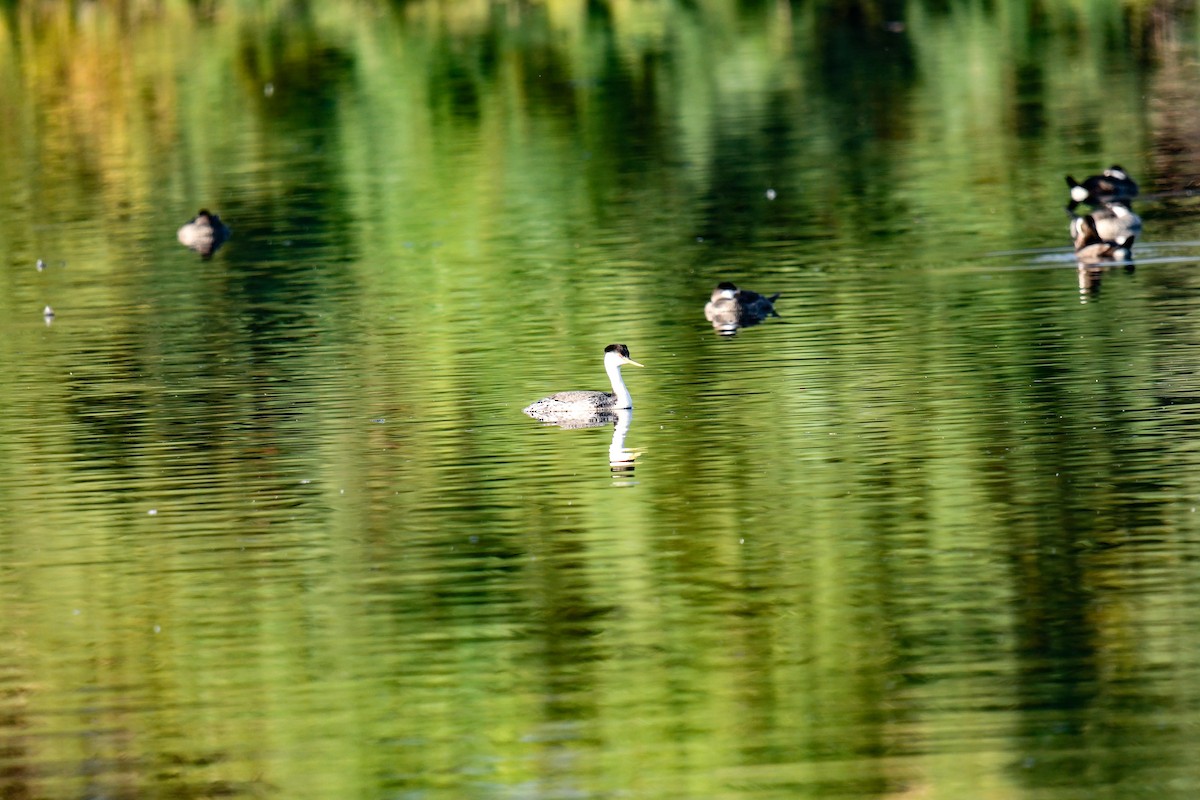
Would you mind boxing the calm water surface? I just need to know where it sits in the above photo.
[4,2,1200,798]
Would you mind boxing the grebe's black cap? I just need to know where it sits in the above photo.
[604,344,643,366]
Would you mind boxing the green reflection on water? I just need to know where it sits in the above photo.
[4,2,1200,799]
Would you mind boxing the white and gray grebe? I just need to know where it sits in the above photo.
[523,344,644,420]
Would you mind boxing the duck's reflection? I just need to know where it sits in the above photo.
[1077,262,1135,302]
[177,209,231,257]
[531,409,638,473]
[704,282,781,336]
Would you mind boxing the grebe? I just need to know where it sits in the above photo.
[523,344,643,419]
[704,282,780,334]
[1065,166,1138,212]
[177,209,231,256]
[1072,214,1134,264]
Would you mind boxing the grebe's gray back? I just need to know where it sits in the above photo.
[523,344,644,420]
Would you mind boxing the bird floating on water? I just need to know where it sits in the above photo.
[1071,201,1141,246]
[523,344,643,421]
[1064,166,1142,262]
[704,282,781,335]
[1072,214,1134,264]
[1065,165,1139,212]
[177,209,231,257]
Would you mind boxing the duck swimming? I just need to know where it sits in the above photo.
[1072,214,1134,264]
[1071,201,1142,246]
[177,209,231,256]
[523,344,644,420]
[1065,166,1139,212]
[704,282,780,334]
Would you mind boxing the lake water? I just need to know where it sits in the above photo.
[4,2,1200,798]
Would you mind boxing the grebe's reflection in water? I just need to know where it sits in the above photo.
[607,409,636,474]
[528,408,639,476]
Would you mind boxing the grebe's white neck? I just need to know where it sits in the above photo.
[604,351,634,409]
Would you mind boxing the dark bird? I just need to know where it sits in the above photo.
[1065,165,1139,212]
